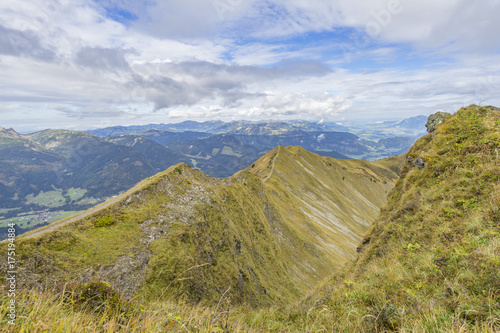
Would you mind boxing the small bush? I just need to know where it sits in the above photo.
[93,214,116,228]
[66,281,130,315]
[365,304,400,331]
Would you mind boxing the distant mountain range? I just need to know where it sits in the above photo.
[395,115,429,129]
[89,117,428,163]
[345,115,428,141]
[0,116,427,234]
[0,128,159,211]
[88,119,350,137]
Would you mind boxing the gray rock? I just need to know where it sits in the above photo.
[407,155,426,169]
[425,111,451,133]
[413,157,426,169]
[79,251,151,298]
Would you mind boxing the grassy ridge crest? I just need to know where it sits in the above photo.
[0,146,401,313]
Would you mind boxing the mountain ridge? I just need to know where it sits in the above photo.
[4,145,403,308]
[0,120,415,239]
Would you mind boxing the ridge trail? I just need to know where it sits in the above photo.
[19,147,283,239]
[264,146,280,182]
[19,181,151,239]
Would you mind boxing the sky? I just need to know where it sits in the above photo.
[1,0,500,132]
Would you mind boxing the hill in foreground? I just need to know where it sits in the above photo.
[1,146,401,313]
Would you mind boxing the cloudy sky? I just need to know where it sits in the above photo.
[1,0,499,132]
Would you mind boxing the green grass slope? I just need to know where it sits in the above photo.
[0,146,401,312]
[246,146,402,273]
[291,105,500,332]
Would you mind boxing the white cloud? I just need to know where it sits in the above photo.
[259,91,352,117]
[232,0,500,51]
[0,0,500,131]
[0,103,21,113]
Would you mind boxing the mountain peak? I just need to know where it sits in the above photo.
[0,126,21,138]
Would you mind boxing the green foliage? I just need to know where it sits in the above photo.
[403,242,421,253]
[92,214,116,228]
[67,281,126,314]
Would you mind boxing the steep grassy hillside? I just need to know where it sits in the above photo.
[289,105,500,331]
[1,146,401,313]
